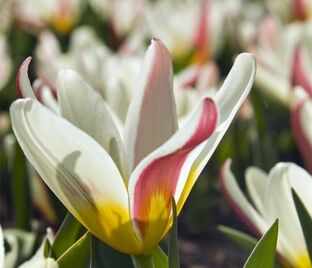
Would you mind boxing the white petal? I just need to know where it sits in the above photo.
[57,69,128,178]
[18,229,55,268]
[245,167,269,215]
[189,53,256,178]
[124,39,178,170]
[215,53,256,123]
[10,99,129,239]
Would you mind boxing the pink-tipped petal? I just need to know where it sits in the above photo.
[292,46,312,97]
[16,57,36,99]
[291,100,312,173]
[128,98,217,245]
[220,160,267,236]
[124,39,178,171]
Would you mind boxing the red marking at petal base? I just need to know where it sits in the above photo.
[291,101,312,173]
[133,98,218,236]
[16,57,32,98]
[292,46,312,97]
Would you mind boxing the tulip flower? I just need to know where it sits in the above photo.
[34,28,220,123]
[291,97,312,173]
[35,27,110,90]
[14,0,84,33]
[145,0,235,63]
[221,161,312,268]
[266,0,312,22]
[292,45,312,98]
[240,14,312,107]
[11,39,255,254]
[174,62,219,121]
[90,0,145,42]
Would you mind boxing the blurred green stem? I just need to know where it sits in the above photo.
[131,253,154,268]
[10,143,32,230]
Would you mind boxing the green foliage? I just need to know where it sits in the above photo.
[243,220,278,268]
[56,231,91,268]
[10,143,32,230]
[217,225,258,253]
[50,212,85,259]
[168,199,180,268]
[151,245,168,268]
[91,237,133,268]
[292,189,312,261]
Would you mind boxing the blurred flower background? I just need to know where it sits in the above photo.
[0,0,311,267]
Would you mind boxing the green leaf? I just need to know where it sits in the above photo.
[217,225,258,253]
[10,143,32,230]
[131,254,154,268]
[292,189,312,261]
[43,238,52,258]
[243,220,278,268]
[151,245,168,268]
[57,231,91,268]
[132,245,168,268]
[91,236,133,268]
[50,212,85,259]
[168,199,180,268]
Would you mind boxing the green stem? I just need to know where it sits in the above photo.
[131,253,154,268]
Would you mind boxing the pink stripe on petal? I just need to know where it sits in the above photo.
[133,98,217,236]
[292,46,312,97]
[16,57,36,99]
[291,101,312,173]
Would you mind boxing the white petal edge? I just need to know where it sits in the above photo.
[221,160,268,235]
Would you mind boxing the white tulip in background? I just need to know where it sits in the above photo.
[221,161,312,267]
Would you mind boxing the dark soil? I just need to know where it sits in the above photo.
[180,233,248,268]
